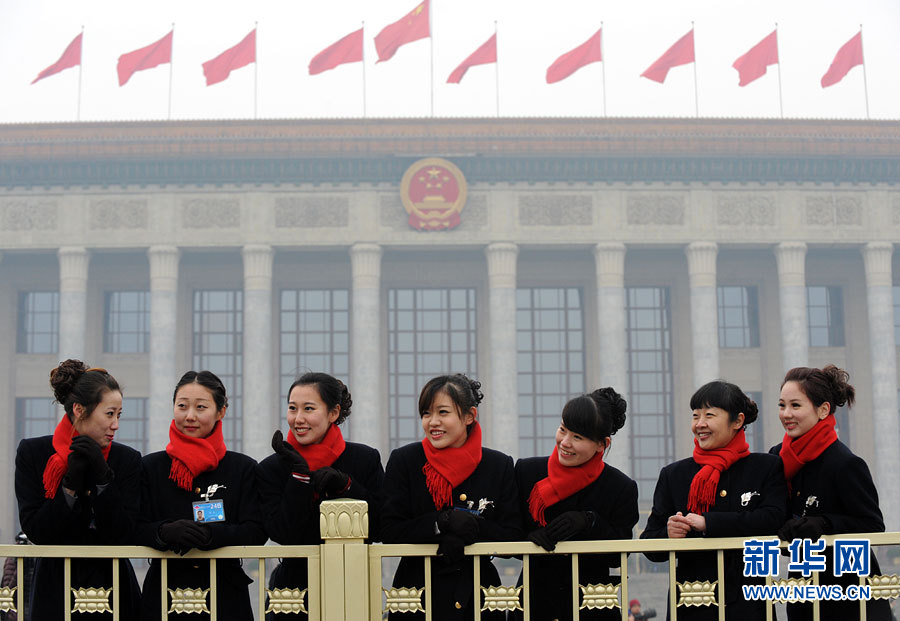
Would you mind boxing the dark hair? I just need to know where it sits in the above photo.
[49,359,121,421]
[173,370,228,411]
[288,372,352,426]
[418,374,484,433]
[690,380,759,426]
[782,365,854,415]
[561,387,627,442]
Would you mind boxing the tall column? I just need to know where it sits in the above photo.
[594,243,630,474]
[58,247,89,361]
[242,245,275,461]
[862,242,900,530]
[686,242,720,387]
[350,244,384,457]
[148,246,180,451]
[775,242,809,371]
[485,243,519,457]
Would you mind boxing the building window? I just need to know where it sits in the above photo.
[279,289,350,399]
[387,288,477,451]
[516,287,586,458]
[807,286,845,347]
[745,391,765,453]
[193,290,243,451]
[717,286,760,348]
[104,291,150,353]
[17,291,59,354]
[627,286,675,502]
[15,397,59,445]
[117,397,148,453]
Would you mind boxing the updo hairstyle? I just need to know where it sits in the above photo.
[690,380,759,427]
[782,364,855,415]
[418,374,484,433]
[49,359,121,422]
[289,372,352,426]
[173,370,228,411]
[561,387,627,443]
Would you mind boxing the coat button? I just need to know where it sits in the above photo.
[195,488,202,494]
[719,490,727,498]
[455,602,462,609]
[459,494,467,502]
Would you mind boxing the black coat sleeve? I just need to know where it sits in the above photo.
[256,455,318,544]
[588,476,640,542]
[704,457,788,537]
[379,448,443,544]
[475,453,524,543]
[203,456,267,549]
[825,453,884,534]
[91,447,142,544]
[640,464,676,562]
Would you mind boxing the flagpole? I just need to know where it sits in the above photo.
[691,21,699,117]
[600,21,607,117]
[494,21,500,118]
[361,21,367,118]
[77,25,84,121]
[859,24,870,119]
[168,23,174,120]
[254,21,259,119]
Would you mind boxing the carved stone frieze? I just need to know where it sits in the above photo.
[626,195,685,226]
[181,198,240,228]
[274,196,349,228]
[805,195,862,226]
[893,197,900,225]
[0,200,58,230]
[518,194,592,226]
[89,199,148,229]
[379,193,486,230]
[716,194,775,226]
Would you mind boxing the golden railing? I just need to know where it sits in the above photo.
[2,499,898,620]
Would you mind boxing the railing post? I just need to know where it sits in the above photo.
[319,499,370,621]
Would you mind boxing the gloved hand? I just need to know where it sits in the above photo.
[63,444,91,495]
[436,533,467,564]
[436,509,480,545]
[310,467,351,497]
[778,516,830,542]
[70,435,113,486]
[271,430,310,475]
[158,520,212,555]
[527,527,556,552]
[546,511,594,542]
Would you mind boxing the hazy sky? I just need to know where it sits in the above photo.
[1,0,897,123]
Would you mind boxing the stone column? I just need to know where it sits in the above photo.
[350,244,384,457]
[242,245,275,461]
[862,242,900,530]
[148,246,180,451]
[594,243,630,474]
[686,242,720,387]
[775,242,809,371]
[58,247,89,361]
[485,243,519,458]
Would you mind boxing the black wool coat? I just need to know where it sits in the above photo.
[135,450,267,621]
[380,442,524,621]
[770,440,892,621]
[511,456,639,621]
[640,453,788,621]
[256,440,384,620]
[15,437,143,621]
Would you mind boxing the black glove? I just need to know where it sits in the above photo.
[527,527,557,552]
[62,450,89,496]
[778,516,830,542]
[436,533,467,564]
[158,520,212,555]
[271,430,310,475]
[436,509,480,545]
[310,467,351,497]
[70,435,113,486]
[546,511,594,542]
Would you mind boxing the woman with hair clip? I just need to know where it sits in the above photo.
[512,387,638,621]
[257,372,384,620]
[15,359,142,619]
[772,365,891,621]
[136,370,267,621]
[380,374,523,621]
[641,380,787,620]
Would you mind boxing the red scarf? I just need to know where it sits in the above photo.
[43,414,112,498]
[780,415,837,484]
[421,421,483,510]
[286,423,346,471]
[687,429,750,514]
[528,447,605,526]
[166,420,227,491]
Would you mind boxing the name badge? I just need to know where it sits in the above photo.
[192,500,225,523]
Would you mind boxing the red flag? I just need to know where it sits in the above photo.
[203,29,256,86]
[447,34,496,84]
[309,28,364,75]
[117,30,173,86]
[374,0,430,63]
[546,28,602,84]
[641,28,694,83]
[732,30,778,87]
[32,32,82,84]
[821,31,863,88]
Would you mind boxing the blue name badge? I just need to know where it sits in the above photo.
[192,500,225,523]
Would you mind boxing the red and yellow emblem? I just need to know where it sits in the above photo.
[400,157,468,231]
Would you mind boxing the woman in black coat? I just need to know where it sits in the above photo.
[513,387,638,621]
[135,371,266,621]
[380,374,523,621]
[256,372,384,619]
[772,365,891,621]
[15,359,142,620]
[641,380,787,621]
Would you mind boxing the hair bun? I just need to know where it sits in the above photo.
[338,380,353,418]
[591,387,627,434]
[456,374,484,407]
[822,364,855,409]
[49,359,88,405]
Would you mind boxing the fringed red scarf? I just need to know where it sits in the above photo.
[286,423,346,471]
[43,415,112,498]
[687,429,750,514]
[421,422,483,510]
[528,447,605,526]
[780,415,837,486]
[166,420,227,491]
